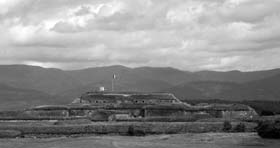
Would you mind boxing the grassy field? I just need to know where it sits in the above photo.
[0,133,279,148]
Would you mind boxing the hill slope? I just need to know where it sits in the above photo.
[67,65,197,86]
[1,64,280,110]
[0,83,62,110]
[166,74,280,101]
[194,69,280,83]
[59,79,173,99]
[1,64,280,96]
[0,65,82,95]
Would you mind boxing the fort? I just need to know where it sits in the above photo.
[0,91,259,137]
[0,91,258,121]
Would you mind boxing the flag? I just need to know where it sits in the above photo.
[113,74,116,79]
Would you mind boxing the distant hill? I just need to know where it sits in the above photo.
[1,64,280,110]
[166,75,280,101]
[67,65,196,86]
[245,73,280,98]
[132,67,198,85]
[0,83,62,110]
[194,69,280,83]
[0,65,82,95]
[67,65,132,86]
[2,64,280,96]
[59,78,173,99]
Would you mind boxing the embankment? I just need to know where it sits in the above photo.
[0,121,257,137]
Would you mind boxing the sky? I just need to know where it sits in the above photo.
[0,0,280,71]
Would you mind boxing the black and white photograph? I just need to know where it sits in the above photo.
[0,0,280,147]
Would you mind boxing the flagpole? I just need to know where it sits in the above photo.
[112,78,114,92]
[112,74,116,92]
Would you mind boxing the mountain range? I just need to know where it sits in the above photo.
[1,64,280,110]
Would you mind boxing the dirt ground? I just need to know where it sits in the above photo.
[0,133,279,148]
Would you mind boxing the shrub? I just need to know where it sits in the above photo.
[127,125,146,136]
[257,120,280,139]
[197,118,240,122]
[54,119,92,125]
[0,130,22,138]
[89,110,112,121]
[144,116,197,122]
[234,123,246,132]
[223,120,232,132]
[261,110,275,116]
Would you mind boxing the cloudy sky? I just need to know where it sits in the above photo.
[0,0,280,71]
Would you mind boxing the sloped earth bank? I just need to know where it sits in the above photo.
[0,121,257,136]
[0,133,280,148]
